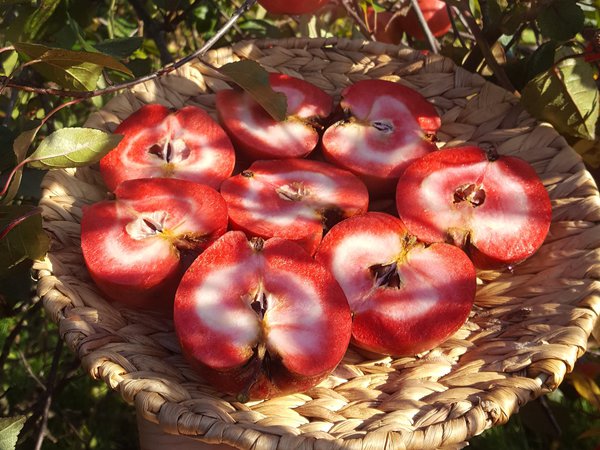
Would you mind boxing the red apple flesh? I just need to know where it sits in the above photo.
[315,212,476,356]
[322,79,441,194]
[258,0,328,15]
[174,231,352,401]
[220,159,369,255]
[395,146,552,268]
[216,73,333,161]
[80,178,228,310]
[100,104,235,192]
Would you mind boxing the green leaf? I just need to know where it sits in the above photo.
[94,37,144,59]
[537,0,584,41]
[0,126,16,172]
[481,0,508,30]
[500,3,528,35]
[13,42,133,91]
[26,127,122,169]
[0,205,48,269]
[521,47,599,140]
[0,416,25,450]
[218,60,287,122]
[23,0,60,39]
[524,41,559,82]
[1,51,18,77]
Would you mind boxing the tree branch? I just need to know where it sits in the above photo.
[0,0,258,100]
[342,0,374,41]
[409,0,440,54]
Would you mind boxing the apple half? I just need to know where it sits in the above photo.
[100,104,235,192]
[220,159,369,255]
[81,178,228,309]
[216,73,333,161]
[322,79,441,194]
[395,146,552,268]
[315,212,476,356]
[174,231,352,401]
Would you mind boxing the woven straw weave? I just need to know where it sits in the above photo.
[35,38,600,449]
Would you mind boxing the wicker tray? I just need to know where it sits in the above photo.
[35,37,600,449]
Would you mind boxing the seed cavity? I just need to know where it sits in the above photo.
[148,138,190,163]
[250,286,268,319]
[453,183,486,207]
[369,261,402,289]
[322,206,345,232]
[250,237,265,252]
[242,170,254,178]
[372,120,394,134]
[126,211,169,240]
[276,182,309,202]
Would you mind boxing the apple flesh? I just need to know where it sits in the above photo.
[100,104,235,192]
[219,159,369,255]
[395,146,552,268]
[258,0,328,15]
[315,212,476,356]
[216,73,333,161]
[399,0,451,40]
[80,178,228,310]
[174,231,352,401]
[322,79,441,194]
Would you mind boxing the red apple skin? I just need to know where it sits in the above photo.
[395,146,552,269]
[258,0,328,15]
[216,73,333,162]
[322,79,440,195]
[81,178,228,310]
[100,104,235,192]
[315,212,476,356]
[399,0,451,40]
[366,8,403,45]
[220,159,369,255]
[174,231,352,400]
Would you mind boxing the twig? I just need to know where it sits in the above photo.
[0,300,43,377]
[409,0,440,54]
[0,0,257,100]
[341,0,374,41]
[33,339,64,450]
[503,22,527,52]
[447,3,466,48]
[457,0,518,95]
[18,349,47,391]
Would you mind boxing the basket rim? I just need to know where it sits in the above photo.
[35,37,600,450]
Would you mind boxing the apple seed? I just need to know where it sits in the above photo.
[453,183,486,207]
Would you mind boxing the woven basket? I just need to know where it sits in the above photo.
[35,38,600,450]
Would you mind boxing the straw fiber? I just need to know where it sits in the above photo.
[35,38,600,449]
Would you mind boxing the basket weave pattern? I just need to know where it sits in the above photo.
[35,38,600,449]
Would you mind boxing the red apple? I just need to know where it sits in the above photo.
[315,212,476,356]
[322,79,441,194]
[174,231,352,400]
[395,146,552,268]
[258,0,328,15]
[366,7,403,45]
[220,159,369,255]
[100,104,235,192]
[80,178,228,310]
[399,0,451,40]
[216,73,332,162]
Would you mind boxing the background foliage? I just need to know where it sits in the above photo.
[0,0,599,448]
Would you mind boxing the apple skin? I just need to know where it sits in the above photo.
[220,158,369,255]
[322,79,441,195]
[258,0,328,15]
[315,212,476,356]
[399,0,451,40]
[216,73,333,162]
[100,104,235,192]
[174,231,352,400]
[395,146,553,269]
[80,178,228,310]
[366,8,403,45]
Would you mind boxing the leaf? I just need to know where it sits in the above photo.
[13,42,133,91]
[537,0,584,42]
[568,371,600,411]
[0,416,25,450]
[23,0,60,40]
[218,60,287,122]
[524,41,559,82]
[0,205,48,269]
[0,126,16,172]
[0,50,18,77]
[573,139,600,168]
[94,37,144,59]
[521,47,599,140]
[26,127,122,169]
[1,123,41,205]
